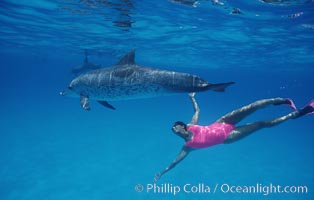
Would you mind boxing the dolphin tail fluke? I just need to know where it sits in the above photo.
[206,82,235,92]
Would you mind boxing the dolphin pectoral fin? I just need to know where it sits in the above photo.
[98,101,116,110]
[80,96,91,111]
[207,82,235,92]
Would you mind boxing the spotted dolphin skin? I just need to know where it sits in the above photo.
[60,50,235,110]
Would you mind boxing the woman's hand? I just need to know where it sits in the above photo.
[189,92,196,98]
[154,172,162,183]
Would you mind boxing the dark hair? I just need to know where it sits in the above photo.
[173,121,187,130]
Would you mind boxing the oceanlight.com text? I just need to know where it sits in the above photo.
[220,183,308,196]
[134,183,308,196]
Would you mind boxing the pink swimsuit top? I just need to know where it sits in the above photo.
[185,122,234,149]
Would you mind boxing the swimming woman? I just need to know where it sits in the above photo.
[154,93,314,182]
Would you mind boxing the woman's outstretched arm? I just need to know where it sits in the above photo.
[189,93,200,125]
[154,146,192,182]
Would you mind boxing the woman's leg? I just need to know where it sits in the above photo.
[216,98,294,125]
[223,110,303,144]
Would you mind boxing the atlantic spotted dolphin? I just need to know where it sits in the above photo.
[60,50,234,110]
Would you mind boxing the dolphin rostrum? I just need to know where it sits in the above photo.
[60,50,234,110]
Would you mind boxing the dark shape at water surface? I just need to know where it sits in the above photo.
[169,0,199,7]
[80,0,135,29]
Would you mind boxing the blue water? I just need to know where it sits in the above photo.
[1,0,314,199]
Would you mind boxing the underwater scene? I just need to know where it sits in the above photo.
[0,0,314,199]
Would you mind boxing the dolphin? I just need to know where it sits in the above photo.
[71,49,101,76]
[61,50,234,110]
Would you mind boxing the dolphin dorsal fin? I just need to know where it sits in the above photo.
[116,50,135,66]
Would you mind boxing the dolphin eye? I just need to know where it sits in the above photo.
[68,86,72,90]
